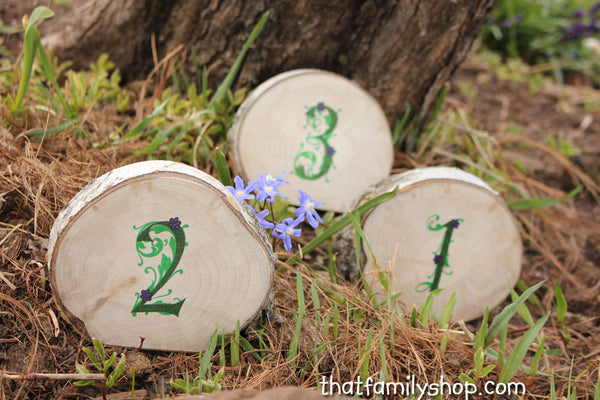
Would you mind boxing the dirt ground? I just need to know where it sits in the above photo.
[1,51,600,398]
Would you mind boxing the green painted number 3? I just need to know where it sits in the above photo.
[131,217,188,316]
[293,102,338,181]
[416,214,463,293]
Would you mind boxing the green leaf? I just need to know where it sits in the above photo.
[230,321,240,367]
[124,99,169,139]
[296,272,306,316]
[73,379,95,387]
[507,187,581,210]
[214,148,233,186]
[439,292,456,330]
[529,337,545,376]
[555,282,567,324]
[25,6,54,32]
[75,362,91,375]
[199,330,219,380]
[486,281,544,345]
[298,188,397,258]
[209,11,269,108]
[499,313,549,383]
[11,26,39,113]
[92,338,106,362]
[0,25,20,35]
[459,373,476,385]
[132,125,179,157]
[378,334,388,380]
[82,347,102,371]
[510,287,534,326]
[288,311,303,367]
[480,364,496,377]
[169,378,189,391]
[106,354,126,388]
[419,289,442,325]
[104,352,117,372]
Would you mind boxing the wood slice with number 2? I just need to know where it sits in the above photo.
[228,69,393,212]
[47,161,275,352]
[336,167,522,322]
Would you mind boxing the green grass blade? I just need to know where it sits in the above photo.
[296,272,306,316]
[82,347,102,371]
[378,333,388,380]
[510,287,534,326]
[37,45,75,119]
[239,336,263,361]
[507,187,581,210]
[555,282,567,324]
[92,338,106,362]
[359,331,372,384]
[124,99,169,139]
[499,313,549,383]
[288,311,303,367]
[439,292,456,330]
[11,27,38,113]
[298,188,397,258]
[214,148,233,186]
[209,11,269,108]
[25,6,54,31]
[529,337,545,376]
[191,47,202,90]
[419,289,442,326]
[486,281,544,345]
[199,330,219,380]
[333,303,339,340]
[25,121,74,140]
[106,354,126,388]
[132,125,179,157]
[230,321,240,367]
[171,68,182,97]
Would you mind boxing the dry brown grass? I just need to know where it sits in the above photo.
[1,64,600,399]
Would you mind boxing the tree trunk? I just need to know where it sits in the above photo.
[38,0,494,124]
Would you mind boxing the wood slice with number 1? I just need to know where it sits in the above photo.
[47,161,275,352]
[334,167,522,322]
[228,69,393,212]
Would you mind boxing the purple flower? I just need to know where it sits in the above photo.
[169,217,182,230]
[253,208,275,230]
[564,21,589,39]
[326,146,336,157]
[574,8,586,18]
[501,18,512,28]
[317,102,326,112]
[592,2,600,16]
[226,176,255,203]
[450,219,460,229]
[273,217,302,252]
[433,254,443,265]
[253,173,290,203]
[295,190,324,229]
[140,289,152,302]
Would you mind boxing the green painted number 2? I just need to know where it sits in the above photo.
[416,214,463,293]
[131,217,188,316]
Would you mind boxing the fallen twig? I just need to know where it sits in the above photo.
[1,372,105,381]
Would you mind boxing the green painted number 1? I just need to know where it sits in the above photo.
[416,214,463,293]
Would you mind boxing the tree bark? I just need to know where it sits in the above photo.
[36,0,493,124]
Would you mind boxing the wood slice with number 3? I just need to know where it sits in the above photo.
[47,161,275,352]
[228,69,393,212]
[336,167,522,322]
